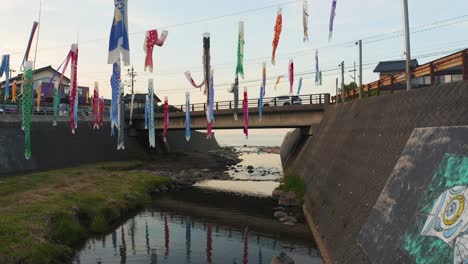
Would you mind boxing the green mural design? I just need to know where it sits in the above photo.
[403,154,468,264]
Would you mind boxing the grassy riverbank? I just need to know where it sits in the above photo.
[0,161,169,263]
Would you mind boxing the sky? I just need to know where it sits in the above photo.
[1,0,467,106]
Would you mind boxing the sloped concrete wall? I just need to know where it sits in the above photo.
[286,81,468,263]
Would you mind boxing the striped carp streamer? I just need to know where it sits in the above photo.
[315,50,320,85]
[228,76,239,120]
[110,61,121,134]
[185,92,191,141]
[148,79,155,148]
[303,0,309,42]
[206,70,215,139]
[53,82,59,127]
[12,81,17,102]
[262,62,266,96]
[99,96,104,127]
[289,60,294,95]
[144,29,168,73]
[69,44,79,134]
[129,94,135,126]
[108,0,130,66]
[259,86,264,121]
[163,96,169,143]
[21,22,39,71]
[274,76,283,91]
[144,94,149,129]
[329,0,337,41]
[271,8,283,65]
[93,82,100,129]
[0,55,10,100]
[236,21,245,79]
[117,84,126,150]
[36,81,42,112]
[22,61,33,160]
[297,77,303,95]
[243,88,248,139]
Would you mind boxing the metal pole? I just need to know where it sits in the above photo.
[335,78,338,104]
[403,0,412,91]
[358,40,363,99]
[341,61,345,103]
[131,66,134,95]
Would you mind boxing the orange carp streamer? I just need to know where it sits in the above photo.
[271,8,282,65]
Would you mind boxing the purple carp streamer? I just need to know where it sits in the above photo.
[117,84,125,150]
[185,92,191,141]
[315,50,320,85]
[148,79,155,148]
[259,86,264,121]
[243,88,248,139]
[289,59,294,95]
[129,94,135,126]
[236,21,245,79]
[163,97,169,143]
[271,8,282,65]
[110,61,121,133]
[329,0,337,41]
[228,76,239,120]
[0,55,10,100]
[297,77,303,95]
[21,22,39,71]
[144,29,168,73]
[262,62,266,96]
[184,71,205,90]
[274,76,283,91]
[22,61,33,159]
[93,82,100,129]
[108,0,130,66]
[303,0,309,42]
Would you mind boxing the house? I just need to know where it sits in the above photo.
[373,59,419,79]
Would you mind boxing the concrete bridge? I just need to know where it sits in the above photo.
[133,93,330,131]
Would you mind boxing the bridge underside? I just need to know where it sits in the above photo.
[133,104,325,130]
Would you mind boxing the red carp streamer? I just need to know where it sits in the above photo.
[184,71,205,90]
[99,96,105,126]
[144,29,168,73]
[93,82,100,129]
[243,88,248,139]
[69,44,79,134]
[163,96,169,143]
[271,8,282,65]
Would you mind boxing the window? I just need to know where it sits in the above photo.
[452,74,463,82]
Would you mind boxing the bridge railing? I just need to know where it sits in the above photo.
[174,93,330,112]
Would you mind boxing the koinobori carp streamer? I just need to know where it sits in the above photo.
[69,44,79,134]
[0,55,10,100]
[22,61,33,159]
[303,0,309,42]
[110,61,121,134]
[148,79,155,148]
[329,0,337,41]
[93,82,100,129]
[271,8,282,65]
[163,96,169,143]
[117,83,125,150]
[185,92,191,141]
[243,88,248,139]
[289,59,294,95]
[108,0,130,66]
[144,29,168,73]
[236,21,245,79]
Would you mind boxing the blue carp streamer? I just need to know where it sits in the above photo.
[148,79,155,148]
[259,86,264,121]
[297,77,303,95]
[185,92,191,141]
[0,55,10,99]
[110,61,121,133]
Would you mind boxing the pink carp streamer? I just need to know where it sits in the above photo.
[69,44,79,134]
[144,29,168,73]
[303,0,309,42]
[93,82,100,129]
[99,96,105,127]
[184,71,205,90]
[271,8,283,65]
[289,59,294,95]
[243,88,248,139]
[262,62,266,96]
[274,76,283,91]
[36,81,42,112]
[21,21,39,71]
[163,96,169,143]
[329,0,337,41]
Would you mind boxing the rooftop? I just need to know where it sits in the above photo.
[373,59,419,73]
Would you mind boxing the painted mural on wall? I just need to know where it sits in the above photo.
[403,154,468,264]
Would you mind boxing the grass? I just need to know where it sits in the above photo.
[0,161,169,263]
[278,174,306,204]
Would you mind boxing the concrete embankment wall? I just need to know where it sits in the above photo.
[0,116,218,176]
[282,81,468,263]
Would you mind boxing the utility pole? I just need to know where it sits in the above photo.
[403,0,412,91]
[358,40,363,99]
[341,61,345,103]
[335,78,339,104]
[127,66,137,95]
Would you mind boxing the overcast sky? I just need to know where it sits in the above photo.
[1,0,467,105]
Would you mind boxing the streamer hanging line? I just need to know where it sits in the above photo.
[144,29,168,73]
[303,0,309,42]
[296,76,303,95]
[262,62,266,96]
[163,96,169,143]
[129,93,135,126]
[289,59,294,95]
[236,21,245,79]
[271,8,283,65]
[36,81,42,111]
[185,92,191,141]
[228,76,239,120]
[21,22,39,71]
[117,83,125,150]
[0,55,10,100]
[110,61,121,134]
[243,88,248,139]
[259,86,264,121]
[329,0,337,41]
[22,61,33,159]
[69,44,79,134]
[315,50,320,85]
[93,82,100,129]
[53,81,59,126]
[274,75,283,91]
[108,0,130,66]
[148,79,155,148]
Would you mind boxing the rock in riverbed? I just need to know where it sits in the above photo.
[274,211,288,219]
[270,252,295,264]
